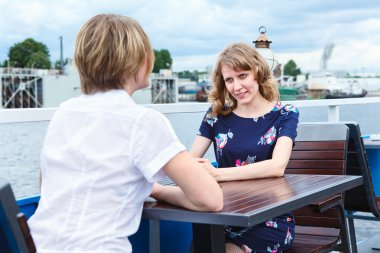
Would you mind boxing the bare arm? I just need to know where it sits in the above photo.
[150,151,223,211]
[190,135,212,158]
[199,136,293,182]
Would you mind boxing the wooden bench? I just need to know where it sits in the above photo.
[285,123,351,253]
[344,122,380,253]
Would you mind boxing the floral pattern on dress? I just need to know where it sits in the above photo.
[281,104,299,115]
[267,243,280,253]
[257,126,277,145]
[284,227,293,245]
[215,130,233,158]
[242,244,253,253]
[269,103,282,112]
[236,155,256,167]
[266,219,278,228]
[204,112,218,126]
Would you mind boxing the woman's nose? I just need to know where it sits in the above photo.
[234,80,242,90]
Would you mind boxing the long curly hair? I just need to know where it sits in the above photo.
[208,43,279,116]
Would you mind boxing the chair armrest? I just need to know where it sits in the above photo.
[308,195,342,213]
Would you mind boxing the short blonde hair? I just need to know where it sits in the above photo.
[209,42,279,116]
[74,14,154,94]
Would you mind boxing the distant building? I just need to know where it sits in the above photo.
[0,63,80,109]
[1,65,178,109]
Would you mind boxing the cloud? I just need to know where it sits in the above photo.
[0,0,379,74]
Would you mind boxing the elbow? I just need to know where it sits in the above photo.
[194,190,224,212]
[209,194,224,212]
[273,161,287,177]
[275,169,285,177]
[202,196,224,212]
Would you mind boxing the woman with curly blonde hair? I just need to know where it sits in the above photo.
[208,43,280,116]
[191,42,299,253]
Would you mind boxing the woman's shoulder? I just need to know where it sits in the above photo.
[202,105,219,126]
[279,103,299,115]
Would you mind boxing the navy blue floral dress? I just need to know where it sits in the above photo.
[197,103,299,253]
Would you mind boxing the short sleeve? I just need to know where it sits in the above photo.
[132,109,186,183]
[197,107,217,140]
[278,104,299,141]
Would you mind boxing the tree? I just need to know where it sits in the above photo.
[8,38,51,69]
[0,60,9,67]
[153,49,172,73]
[284,60,301,77]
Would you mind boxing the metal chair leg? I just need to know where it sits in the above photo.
[346,214,358,253]
[337,204,352,253]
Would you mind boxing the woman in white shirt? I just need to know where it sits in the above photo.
[28,14,223,253]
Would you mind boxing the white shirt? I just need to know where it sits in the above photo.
[28,90,185,253]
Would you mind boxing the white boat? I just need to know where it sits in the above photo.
[307,72,367,99]
[307,44,368,99]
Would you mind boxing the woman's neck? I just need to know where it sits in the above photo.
[233,95,275,118]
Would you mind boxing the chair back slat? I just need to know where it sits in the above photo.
[287,160,346,170]
[291,150,345,160]
[286,123,349,228]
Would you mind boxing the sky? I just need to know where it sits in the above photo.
[1,0,380,74]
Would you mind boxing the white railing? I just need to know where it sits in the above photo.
[1,97,380,124]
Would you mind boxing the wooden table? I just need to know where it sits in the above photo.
[143,174,362,253]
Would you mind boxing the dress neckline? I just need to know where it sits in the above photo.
[230,103,282,121]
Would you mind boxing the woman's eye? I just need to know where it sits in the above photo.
[225,78,232,83]
[239,73,247,79]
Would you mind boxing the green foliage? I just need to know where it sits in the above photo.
[284,59,301,77]
[0,60,9,67]
[8,38,51,69]
[153,49,172,73]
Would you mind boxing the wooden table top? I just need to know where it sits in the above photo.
[143,174,362,227]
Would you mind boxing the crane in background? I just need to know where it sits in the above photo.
[320,43,334,71]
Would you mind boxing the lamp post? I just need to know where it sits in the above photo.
[253,26,278,72]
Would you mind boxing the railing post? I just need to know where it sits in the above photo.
[328,105,340,122]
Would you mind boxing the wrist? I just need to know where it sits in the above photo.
[215,168,225,182]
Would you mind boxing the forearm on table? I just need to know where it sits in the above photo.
[217,159,287,181]
[150,184,209,211]
[216,137,293,181]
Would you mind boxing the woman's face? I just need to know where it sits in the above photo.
[221,65,260,106]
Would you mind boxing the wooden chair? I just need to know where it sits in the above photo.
[0,178,36,253]
[285,123,351,253]
[343,122,380,253]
